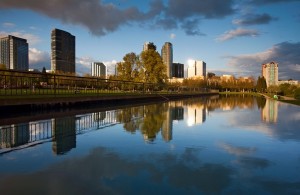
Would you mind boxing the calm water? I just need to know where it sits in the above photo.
[0,95,300,194]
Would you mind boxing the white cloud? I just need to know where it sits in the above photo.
[170,33,176,39]
[103,60,117,75]
[76,56,94,75]
[216,28,260,42]
[0,31,41,45]
[29,48,50,70]
[2,22,15,28]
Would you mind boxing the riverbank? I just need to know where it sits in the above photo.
[0,92,218,119]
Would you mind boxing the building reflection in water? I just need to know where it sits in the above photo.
[185,104,206,127]
[52,116,76,155]
[0,99,212,152]
[261,98,278,123]
[0,123,29,149]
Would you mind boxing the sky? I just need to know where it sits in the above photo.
[0,0,299,80]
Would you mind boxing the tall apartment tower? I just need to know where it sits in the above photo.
[161,42,173,78]
[0,35,28,71]
[51,29,75,74]
[262,61,278,87]
[91,62,106,78]
[187,60,206,78]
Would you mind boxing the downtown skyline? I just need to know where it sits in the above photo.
[0,0,299,80]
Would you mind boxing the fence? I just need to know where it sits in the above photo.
[0,69,167,96]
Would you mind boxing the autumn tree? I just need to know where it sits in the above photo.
[140,49,167,84]
[116,52,140,81]
[0,64,7,70]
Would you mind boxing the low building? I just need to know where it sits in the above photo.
[278,80,299,85]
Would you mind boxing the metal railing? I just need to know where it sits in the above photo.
[0,69,166,96]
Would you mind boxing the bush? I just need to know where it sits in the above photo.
[294,87,300,100]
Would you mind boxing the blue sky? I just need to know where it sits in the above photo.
[0,0,299,80]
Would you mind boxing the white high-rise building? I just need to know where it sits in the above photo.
[187,60,206,78]
[262,61,278,87]
[91,62,106,78]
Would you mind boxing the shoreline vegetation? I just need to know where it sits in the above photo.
[219,91,300,106]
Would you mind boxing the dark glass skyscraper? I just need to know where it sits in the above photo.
[51,29,75,74]
[0,35,28,71]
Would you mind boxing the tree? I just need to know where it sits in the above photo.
[207,72,215,78]
[294,87,300,100]
[0,64,7,70]
[147,42,156,51]
[140,49,167,84]
[256,76,267,92]
[117,52,140,81]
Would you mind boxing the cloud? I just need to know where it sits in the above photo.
[75,57,118,76]
[2,22,15,28]
[216,28,260,42]
[233,13,277,25]
[0,0,236,36]
[180,19,206,36]
[0,0,147,36]
[29,48,50,70]
[226,41,300,80]
[0,31,41,45]
[170,33,176,39]
[166,0,235,19]
[103,60,117,75]
[219,143,257,156]
[76,56,94,75]
[154,0,235,35]
[248,0,299,5]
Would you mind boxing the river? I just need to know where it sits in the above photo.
[0,94,299,194]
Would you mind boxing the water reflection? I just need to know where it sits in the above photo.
[1,95,299,154]
[261,98,278,123]
[0,95,300,194]
[0,147,233,195]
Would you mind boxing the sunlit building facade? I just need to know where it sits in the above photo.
[187,60,206,78]
[51,29,75,74]
[161,42,173,78]
[262,61,278,87]
[0,35,28,71]
[91,62,106,78]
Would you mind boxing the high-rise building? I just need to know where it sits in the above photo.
[172,63,184,78]
[0,35,28,71]
[187,60,206,78]
[161,42,173,78]
[91,62,106,78]
[262,61,278,87]
[51,28,75,74]
[143,42,150,51]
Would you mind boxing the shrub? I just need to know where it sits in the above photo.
[294,87,300,100]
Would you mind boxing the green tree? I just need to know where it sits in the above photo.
[294,87,300,100]
[279,83,297,96]
[256,76,267,92]
[117,52,140,81]
[140,49,167,84]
